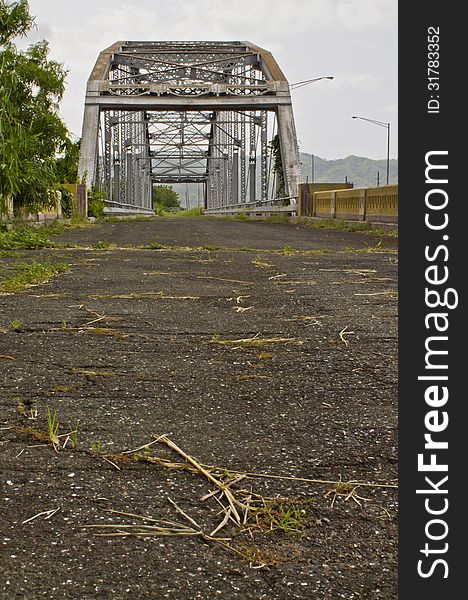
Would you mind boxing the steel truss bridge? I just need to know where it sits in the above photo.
[78,41,300,215]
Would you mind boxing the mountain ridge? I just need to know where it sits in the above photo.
[299,153,398,188]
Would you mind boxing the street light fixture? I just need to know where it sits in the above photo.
[290,76,334,90]
[352,116,390,185]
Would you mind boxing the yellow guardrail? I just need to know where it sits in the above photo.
[298,184,398,224]
[365,185,398,221]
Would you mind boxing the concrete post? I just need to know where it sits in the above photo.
[78,103,100,186]
[232,150,239,204]
[276,104,300,200]
[359,189,366,221]
[331,191,337,218]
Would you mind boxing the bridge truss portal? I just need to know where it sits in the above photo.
[78,41,300,214]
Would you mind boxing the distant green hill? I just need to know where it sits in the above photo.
[299,153,398,188]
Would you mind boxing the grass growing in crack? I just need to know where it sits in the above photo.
[344,241,397,254]
[46,407,60,447]
[10,320,22,331]
[68,421,80,449]
[198,245,221,251]
[295,217,398,237]
[94,241,117,249]
[281,245,329,256]
[261,503,307,537]
[266,214,290,224]
[171,207,204,217]
[90,440,103,454]
[282,244,296,255]
[144,242,167,250]
[0,261,69,292]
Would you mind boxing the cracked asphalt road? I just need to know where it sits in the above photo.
[1,217,398,599]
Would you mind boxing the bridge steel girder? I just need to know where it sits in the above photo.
[78,41,300,213]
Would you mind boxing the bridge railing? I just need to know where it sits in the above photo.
[103,199,155,217]
[204,197,298,217]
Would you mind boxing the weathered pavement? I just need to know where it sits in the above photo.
[1,217,398,599]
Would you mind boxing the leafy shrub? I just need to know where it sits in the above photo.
[152,185,180,210]
[87,187,105,219]
[58,187,75,218]
[0,260,68,292]
[0,226,55,250]
[153,204,165,216]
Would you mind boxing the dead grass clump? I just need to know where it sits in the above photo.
[16,399,37,419]
[256,352,273,360]
[49,385,76,394]
[325,481,371,507]
[71,435,396,568]
[285,315,324,327]
[82,327,129,339]
[344,242,397,255]
[72,369,115,378]
[234,543,287,567]
[133,373,154,381]
[209,335,303,349]
[196,275,253,285]
[355,290,398,298]
[89,292,200,301]
[273,279,316,286]
[236,374,269,381]
[252,258,274,269]
[13,425,51,445]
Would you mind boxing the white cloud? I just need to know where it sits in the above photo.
[22,0,397,158]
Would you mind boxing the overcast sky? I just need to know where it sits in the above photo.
[22,0,397,160]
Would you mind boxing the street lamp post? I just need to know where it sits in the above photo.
[290,76,334,91]
[352,116,390,185]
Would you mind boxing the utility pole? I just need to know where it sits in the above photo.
[352,116,391,185]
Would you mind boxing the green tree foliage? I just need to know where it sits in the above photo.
[0,0,69,215]
[55,138,80,184]
[270,134,285,198]
[0,0,33,44]
[152,185,180,210]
